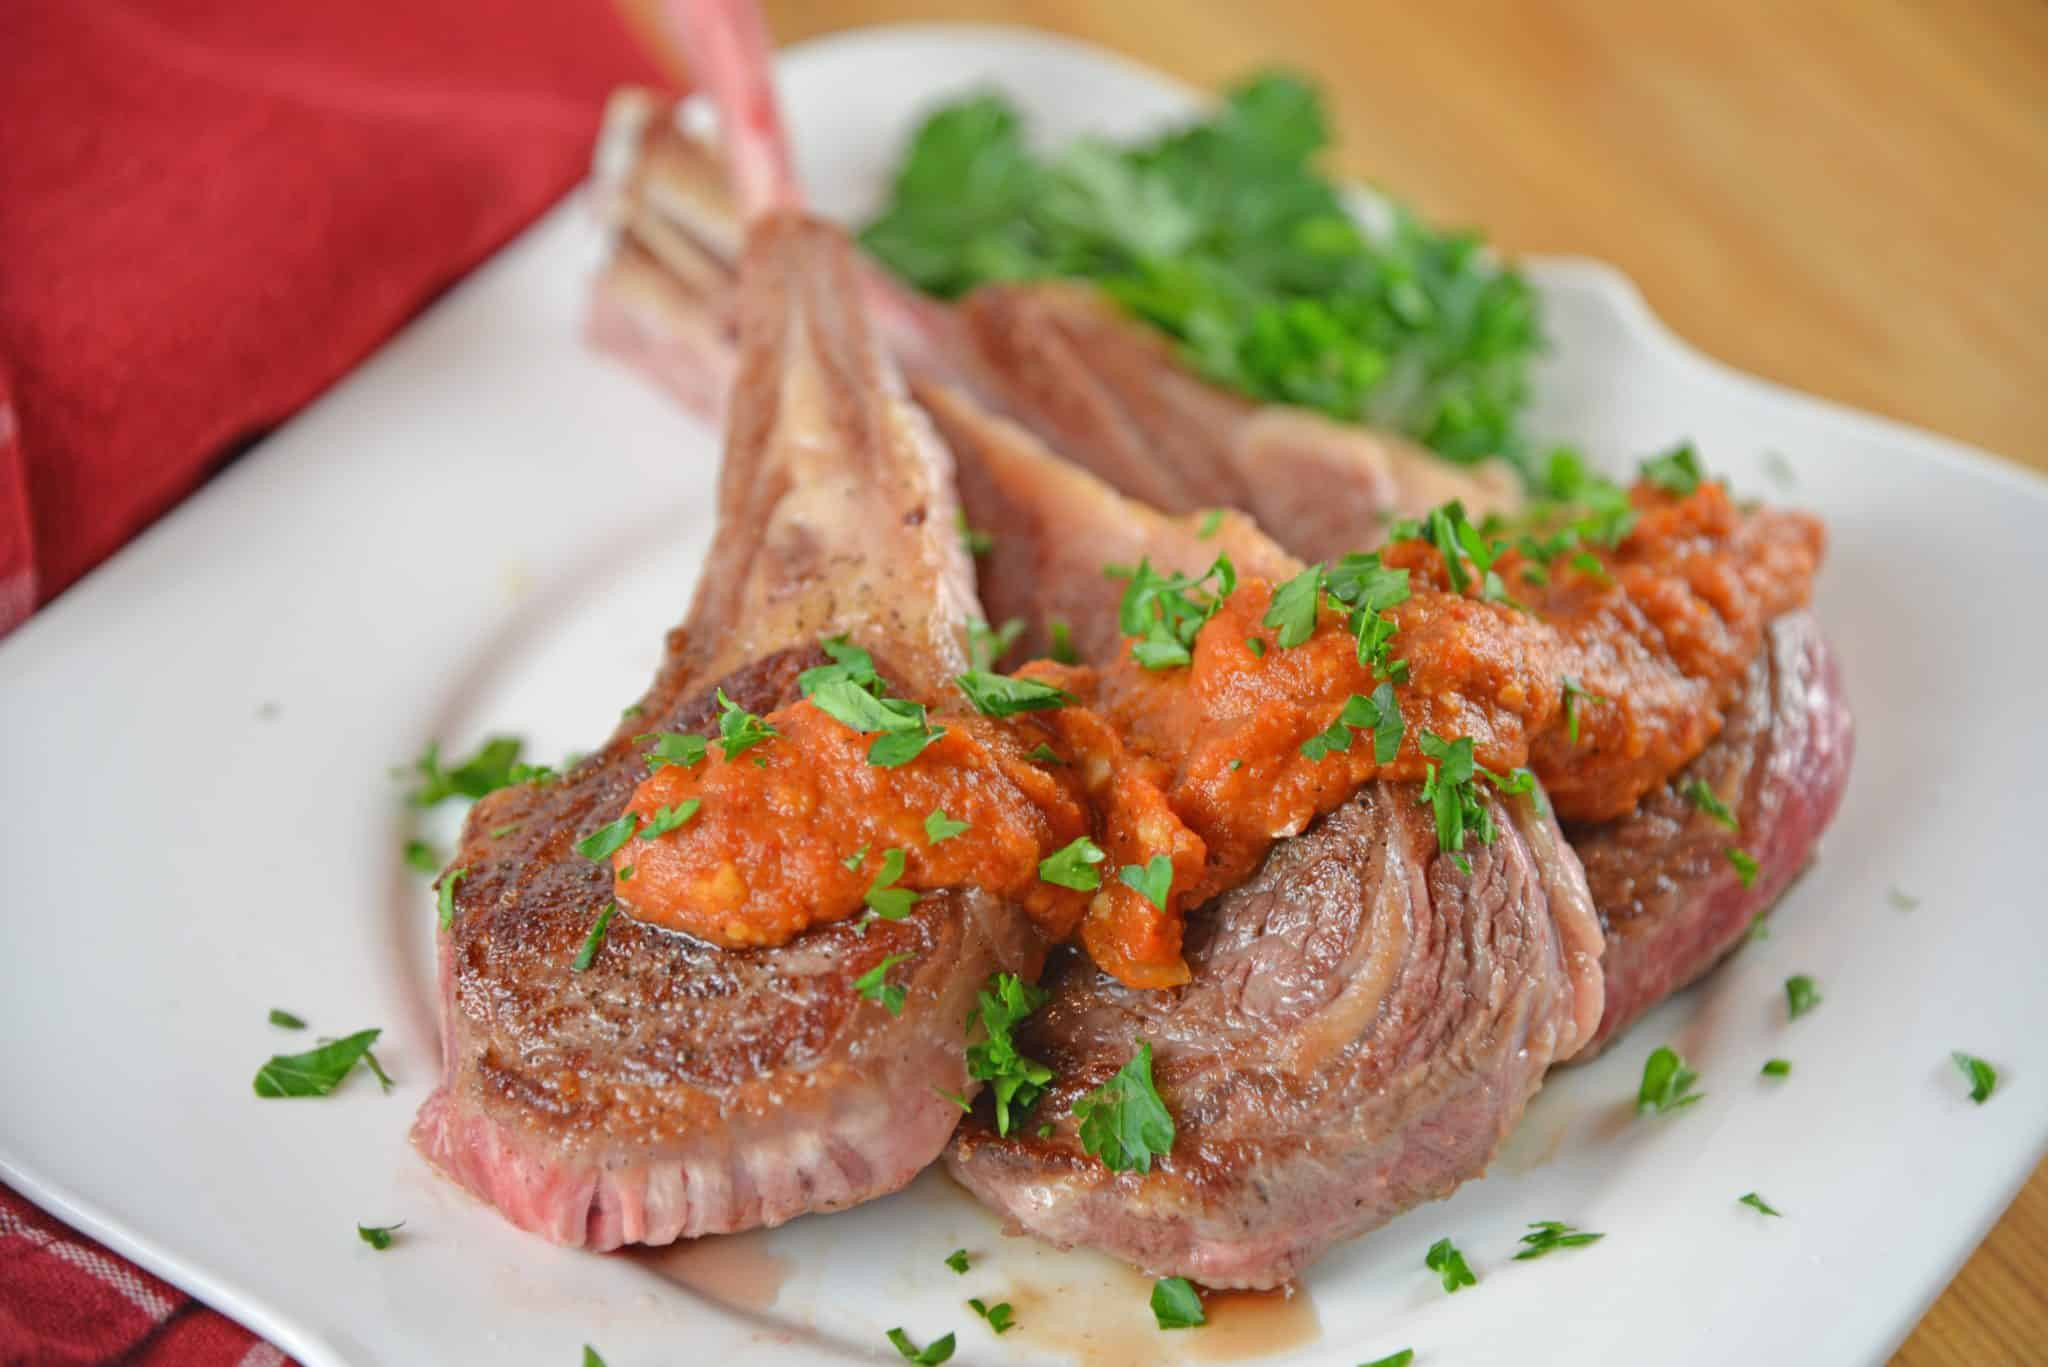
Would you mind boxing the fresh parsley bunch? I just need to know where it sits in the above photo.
[860,73,1544,470]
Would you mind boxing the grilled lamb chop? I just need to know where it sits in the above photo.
[921,387,1605,1287]
[412,194,1038,1246]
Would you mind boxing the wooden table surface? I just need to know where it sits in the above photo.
[620,1,2048,1360]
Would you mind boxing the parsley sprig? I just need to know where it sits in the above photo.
[1115,555,1236,669]
[800,635,946,767]
[1416,731,1540,869]
[965,973,1054,1136]
[1424,1237,1477,1293]
[1073,1040,1176,1173]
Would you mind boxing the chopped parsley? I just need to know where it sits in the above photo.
[1116,555,1235,669]
[574,814,639,862]
[1047,618,1079,665]
[1726,847,1760,887]
[1039,835,1107,891]
[1073,1040,1175,1173]
[1762,1058,1792,1078]
[1569,551,1613,586]
[1560,676,1605,746]
[887,1327,956,1365]
[583,1350,607,1367]
[1640,441,1705,495]
[843,843,869,871]
[864,848,921,921]
[1747,909,1772,942]
[640,800,701,840]
[966,973,1053,1135]
[1246,636,1267,658]
[1118,855,1174,912]
[712,688,777,761]
[955,669,1072,718]
[800,642,947,768]
[1324,552,1412,679]
[966,617,1025,671]
[1952,1051,1998,1104]
[944,1248,970,1275]
[640,731,709,770]
[1396,500,1524,609]
[253,1028,383,1098]
[1026,743,1066,766]
[968,1298,1016,1334]
[1738,1192,1781,1217]
[1361,1353,1415,1367]
[957,508,994,557]
[572,903,617,972]
[267,1009,306,1030]
[357,1221,403,1250]
[407,736,542,806]
[1262,564,1324,647]
[1513,1220,1604,1260]
[854,952,914,1016]
[436,867,467,930]
[1784,975,1821,1020]
[1636,1045,1704,1115]
[925,808,970,844]
[1300,683,1403,764]
[1685,778,1739,831]
[1196,508,1226,539]
[1416,731,1539,866]
[1424,1237,1477,1293]
[1888,885,1920,912]
[487,822,521,839]
[1150,1276,1205,1329]
[403,839,441,875]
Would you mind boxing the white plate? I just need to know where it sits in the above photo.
[3,24,2043,1367]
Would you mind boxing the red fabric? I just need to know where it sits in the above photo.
[0,0,663,1356]
[0,0,666,634]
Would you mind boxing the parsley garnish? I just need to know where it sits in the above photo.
[1301,682,1403,763]
[1416,731,1538,865]
[887,1328,955,1365]
[583,1349,607,1367]
[1027,743,1066,766]
[1074,1040,1175,1173]
[1047,619,1079,665]
[1952,1051,1998,1104]
[1117,855,1174,912]
[801,644,947,768]
[1513,1220,1604,1260]
[843,843,869,871]
[1641,441,1705,495]
[487,822,521,839]
[1116,555,1235,669]
[854,952,914,1016]
[1685,778,1739,831]
[1361,1353,1414,1367]
[955,669,1072,718]
[253,1028,383,1098]
[1196,508,1226,539]
[1762,1058,1792,1078]
[712,689,777,761]
[575,814,638,862]
[957,508,994,556]
[407,736,537,806]
[968,1298,1016,1334]
[1888,885,1920,912]
[436,867,467,930]
[640,731,708,770]
[1738,1192,1781,1217]
[1560,676,1605,745]
[1747,909,1772,942]
[925,808,970,844]
[1569,550,1614,586]
[1424,1237,1477,1293]
[1262,564,1324,647]
[966,973,1053,1135]
[1784,975,1821,1020]
[1726,847,1760,887]
[1324,552,1412,678]
[403,839,441,875]
[1150,1276,1205,1329]
[268,1009,306,1029]
[944,1248,970,1275]
[1246,636,1267,658]
[966,618,1024,671]
[1637,1045,1704,1114]
[864,848,921,921]
[572,903,616,972]
[357,1221,403,1250]
[641,800,700,840]
[1039,835,1107,891]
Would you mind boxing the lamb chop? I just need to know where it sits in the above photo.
[922,387,1605,1287]
[411,7,1035,1246]
[587,91,1522,542]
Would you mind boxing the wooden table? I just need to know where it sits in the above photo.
[619,2,2048,1360]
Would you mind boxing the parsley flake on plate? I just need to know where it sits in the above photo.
[1637,1045,1704,1115]
[1738,1192,1782,1217]
[1784,975,1822,1020]
[887,1327,955,1364]
[1512,1220,1604,1260]
[1952,1051,1999,1104]
[1074,1040,1175,1173]
[1424,1237,1477,1293]
[253,1028,383,1098]
[582,1349,608,1367]
[943,1248,970,1275]
[1150,1276,1205,1329]
[267,1008,306,1030]
[1762,1058,1792,1078]
[1361,1353,1415,1367]
[357,1221,403,1250]
[968,1298,1016,1334]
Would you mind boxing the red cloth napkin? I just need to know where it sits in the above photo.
[1,0,661,1358]
[0,0,665,637]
